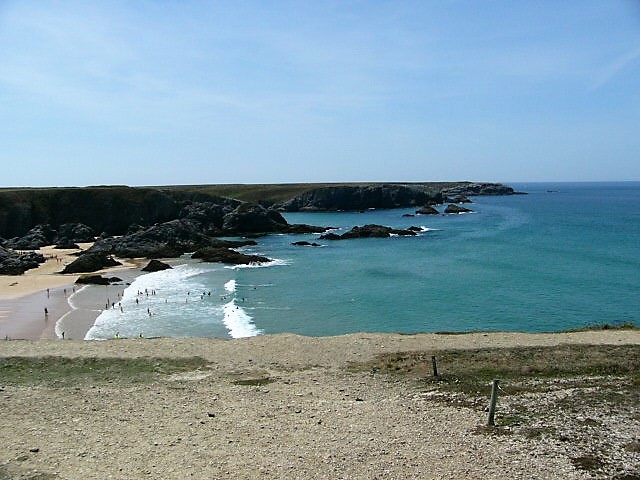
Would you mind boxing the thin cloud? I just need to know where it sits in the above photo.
[589,45,640,91]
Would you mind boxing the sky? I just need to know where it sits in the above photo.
[0,1,639,187]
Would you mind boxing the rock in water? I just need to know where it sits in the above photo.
[192,247,271,265]
[415,206,439,215]
[141,259,173,272]
[444,204,474,214]
[320,224,417,240]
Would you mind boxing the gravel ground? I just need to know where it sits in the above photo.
[1,331,638,479]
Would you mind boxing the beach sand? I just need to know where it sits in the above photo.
[0,244,143,340]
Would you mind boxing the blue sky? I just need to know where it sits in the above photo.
[1,1,639,186]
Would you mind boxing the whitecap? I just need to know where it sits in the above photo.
[224,279,236,293]
[224,258,290,270]
[222,300,262,338]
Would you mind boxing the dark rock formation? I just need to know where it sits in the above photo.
[415,206,439,215]
[220,203,327,235]
[180,201,230,230]
[222,203,288,234]
[445,195,472,204]
[192,247,271,265]
[61,252,122,274]
[141,260,173,272]
[292,241,322,247]
[86,220,258,259]
[54,242,80,250]
[55,223,95,244]
[75,275,122,285]
[319,232,341,240]
[283,223,328,234]
[441,182,518,197]
[0,246,46,275]
[444,204,474,214]
[277,184,444,212]
[4,224,56,250]
[0,186,185,239]
[320,224,417,240]
[86,220,214,259]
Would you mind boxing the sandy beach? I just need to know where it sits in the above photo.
[0,244,142,340]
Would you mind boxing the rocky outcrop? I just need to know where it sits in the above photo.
[277,184,444,212]
[0,246,45,275]
[86,220,258,259]
[4,225,56,250]
[55,223,95,244]
[445,195,472,204]
[441,183,519,197]
[415,206,439,215]
[320,224,418,240]
[444,204,474,214]
[4,222,95,251]
[191,247,271,265]
[141,260,173,272]
[75,275,122,285]
[222,204,288,234]
[292,241,322,247]
[61,252,122,274]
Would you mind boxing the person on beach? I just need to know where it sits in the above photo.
[46,288,50,298]
[44,307,48,317]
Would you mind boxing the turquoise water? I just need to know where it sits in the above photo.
[86,182,640,339]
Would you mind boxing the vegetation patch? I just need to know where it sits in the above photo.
[0,356,210,387]
[232,376,274,386]
[355,344,640,395]
[352,344,640,479]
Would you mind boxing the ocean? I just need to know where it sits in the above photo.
[85,182,640,340]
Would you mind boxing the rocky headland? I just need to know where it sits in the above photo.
[0,182,519,273]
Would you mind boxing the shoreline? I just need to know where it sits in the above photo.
[55,269,140,340]
[0,243,147,340]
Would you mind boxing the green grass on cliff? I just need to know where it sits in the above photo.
[158,181,466,204]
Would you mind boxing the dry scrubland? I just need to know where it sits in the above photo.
[0,331,639,479]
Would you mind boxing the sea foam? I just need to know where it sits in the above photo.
[222,300,262,338]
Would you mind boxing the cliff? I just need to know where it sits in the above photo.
[275,182,517,212]
[0,186,181,239]
[0,182,517,239]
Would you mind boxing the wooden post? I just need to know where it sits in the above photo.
[487,379,499,427]
[431,355,439,377]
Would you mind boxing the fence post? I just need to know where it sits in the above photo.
[431,355,438,377]
[487,379,500,427]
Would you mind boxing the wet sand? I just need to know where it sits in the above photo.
[0,285,72,339]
